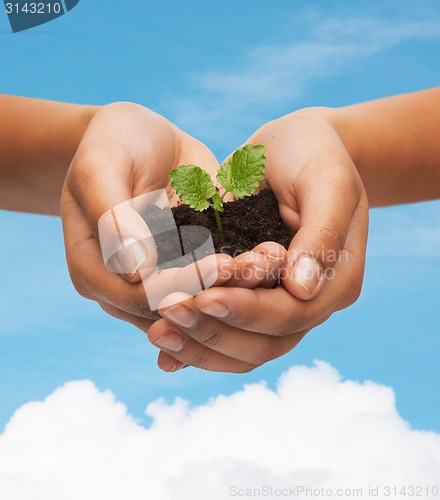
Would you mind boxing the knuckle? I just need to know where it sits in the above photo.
[252,339,282,365]
[343,170,362,204]
[71,277,94,301]
[69,145,125,194]
[129,301,156,320]
[314,222,346,260]
[64,248,96,301]
[104,101,143,114]
[71,233,95,257]
[186,351,212,370]
[272,311,303,337]
[277,320,299,337]
[195,326,224,348]
[255,119,277,136]
[336,273,363,311]
[98,302,116,317]
[68,149,96,187]
[345,282,363,307]
[329,160,362,205]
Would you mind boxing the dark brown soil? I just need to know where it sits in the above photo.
[172,188,292,257]
[142,189,292,269]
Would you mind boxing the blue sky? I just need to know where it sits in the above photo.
[0,0,439,438]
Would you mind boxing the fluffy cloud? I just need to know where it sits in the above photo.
[0,361,439,500]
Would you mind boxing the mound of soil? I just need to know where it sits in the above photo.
[171,188,292,257]
[141,189,292,269]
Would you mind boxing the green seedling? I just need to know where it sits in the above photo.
[168,144,266,232]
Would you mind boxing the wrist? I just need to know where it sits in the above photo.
[0,98,100,215]
[68,105,100,159]
[286,106,361,163]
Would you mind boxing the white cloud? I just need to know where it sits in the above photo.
[170,17,440,145]
[312,18,440,54]
[1,361,440,500]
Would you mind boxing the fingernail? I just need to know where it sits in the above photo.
[160,357,185,372]
[162,306,196,329]
[171,363,185,372]
[119,237,148,277]
[293,256,322,294]
[198,302,230,318]
[155,331,184,353]
[256,251,284,262]
[202,268,219,288]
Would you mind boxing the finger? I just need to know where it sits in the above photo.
[330,196,369,311]
[195,286,317,335]
[67,107,176,282]
[243,241,286,288]
[98,204,159,282]
[224,242,286,289]
[62,192,236,318]
[153,316,327,373]
[148,318,258,373]
[157,352,187,373]
[149,319,257,374]
[194,199,368,335]
[194,279,343,335]
[155,293,301,365]
[283,154,363,300]
[98,302,185,372]
[68,104,176,225]
[99,302,156,330]
[140,253,236,311]
[177,132,221,178]
[102,290,319,374]
[253,241,287,261]
[105,295,257,373]
[194,222,365,336]
[62,190,157,318]
[68,146,156,283]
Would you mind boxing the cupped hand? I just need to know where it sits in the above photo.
[61,103,241,329]
[149,109,369,372]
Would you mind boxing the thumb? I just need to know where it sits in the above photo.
[282,160,363,300]
[66,104,182,283]
[98,201,159,282]
[67,146,161,284]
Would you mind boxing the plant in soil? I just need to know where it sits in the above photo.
[168,144,293,257]
[169,144,267,233]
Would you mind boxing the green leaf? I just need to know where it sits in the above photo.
[217,144,266,199]
[168,165,216,212]
[212,192,224,212]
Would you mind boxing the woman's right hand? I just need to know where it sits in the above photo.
[61,103,236,325]
[61,102,280,351]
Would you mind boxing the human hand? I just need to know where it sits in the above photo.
[148,109,369,372]
[61,103,242,331]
